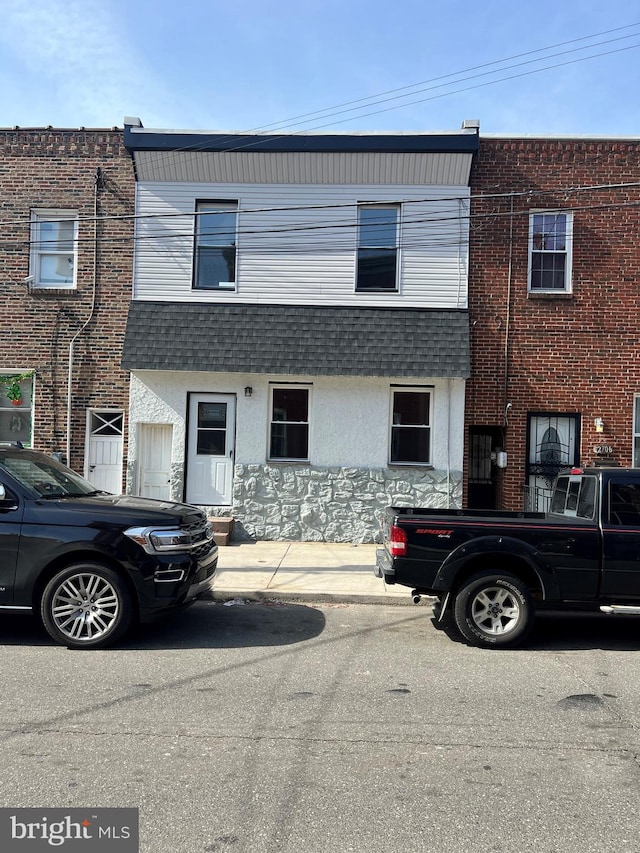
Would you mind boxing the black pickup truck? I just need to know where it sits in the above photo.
[375,467,640,648]
[0,445,218,649]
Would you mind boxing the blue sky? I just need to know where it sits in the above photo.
[1,0,639,136]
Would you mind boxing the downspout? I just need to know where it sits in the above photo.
[66,167,101,466]
[503,195,514,424]
[499,195,515,508]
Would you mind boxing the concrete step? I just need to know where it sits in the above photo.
[209,516,234,546]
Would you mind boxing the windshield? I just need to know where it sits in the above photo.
[0,451,103,498]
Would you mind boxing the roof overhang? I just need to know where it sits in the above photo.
[122,302,470,379]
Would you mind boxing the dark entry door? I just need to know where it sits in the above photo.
[468,427,502,509]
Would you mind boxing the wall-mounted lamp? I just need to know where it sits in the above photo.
[594,417,605,433]
[244,386,253,398]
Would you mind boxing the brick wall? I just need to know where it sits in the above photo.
[0,129,135,482]
[467,137,640,509]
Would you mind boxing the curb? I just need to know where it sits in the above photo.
[205,589,420,606]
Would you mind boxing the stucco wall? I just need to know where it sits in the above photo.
[127,370,465,541]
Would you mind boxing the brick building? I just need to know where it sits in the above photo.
[466,135,640,511]
[0,128,134,488]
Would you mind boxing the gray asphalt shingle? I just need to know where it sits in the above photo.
[122,302,469,378]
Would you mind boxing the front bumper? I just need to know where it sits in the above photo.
[137,545,218,619]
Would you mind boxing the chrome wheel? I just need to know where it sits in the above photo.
[470,585,521,636]
[41,563,133,649]
[51,572,120,642]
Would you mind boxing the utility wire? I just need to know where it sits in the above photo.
[2,179,639,230]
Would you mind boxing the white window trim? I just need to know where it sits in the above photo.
[193,200,238,291]
[388,386,432,466]
[30,209,78,289]
[527,209,573,294]
[355,202,401,293]
[268,384,311,463]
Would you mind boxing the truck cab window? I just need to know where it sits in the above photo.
[609,482,640,525]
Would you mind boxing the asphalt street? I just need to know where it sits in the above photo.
[1,601,640,852]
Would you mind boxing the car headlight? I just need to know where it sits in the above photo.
[124,526,193,554]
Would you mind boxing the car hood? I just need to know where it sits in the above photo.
[25,493,207,528]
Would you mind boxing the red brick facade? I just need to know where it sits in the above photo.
[0,129,134,483]
[466,137,640,510]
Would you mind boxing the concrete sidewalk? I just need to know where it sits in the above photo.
[209,541,413,605]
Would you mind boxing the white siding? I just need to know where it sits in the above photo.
[133,182,469,309]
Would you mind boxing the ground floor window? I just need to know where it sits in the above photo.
[0,371,33,447]
[390,388,431,464]
[269,385,310,461]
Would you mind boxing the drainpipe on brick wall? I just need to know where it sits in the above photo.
[503,196,514,424]
[66,168,102,467]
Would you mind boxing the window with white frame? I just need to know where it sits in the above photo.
[633,396,640,467]
[356,204,400,291]
[528,211,573,292]
[269,386,310,461]
[390,388,431,465]
[30,211,78,288]
[0,372,33,447]
[194,201,238,290]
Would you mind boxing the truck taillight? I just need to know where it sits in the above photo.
[389,525,407,557]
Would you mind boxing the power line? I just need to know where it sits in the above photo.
[130,23,640,168]
[2,179,639,230]
[2,198,637,254]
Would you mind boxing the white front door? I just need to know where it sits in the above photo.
[139,424,173,500]
[186,394,235,505]
[85,410,124,494]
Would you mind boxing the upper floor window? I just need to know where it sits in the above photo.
[528,211,573,293]
[390,388,431,465]
[194,201,237,290]
[269,386,310,461]
[30,211,78,289]
[356,204,399,292]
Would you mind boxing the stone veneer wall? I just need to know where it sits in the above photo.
[227,464,462,543]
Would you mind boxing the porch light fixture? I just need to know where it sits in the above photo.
[244,386,253,398]
[594,417,604,433]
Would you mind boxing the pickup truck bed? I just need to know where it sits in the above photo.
[375,468,640,648]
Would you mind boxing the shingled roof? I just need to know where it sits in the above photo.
[122,302,469,378]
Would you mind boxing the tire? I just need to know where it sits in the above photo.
[453,573,534,649]
[41,563,133,649]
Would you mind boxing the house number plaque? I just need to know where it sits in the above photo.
[593,445,613,455]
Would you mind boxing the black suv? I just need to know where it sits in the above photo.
[0,445,218,649]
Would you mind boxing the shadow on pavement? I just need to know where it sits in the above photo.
[436,610,640,652]
[527,611,640,651]
[0,601,327,651]
[127,600,326,650]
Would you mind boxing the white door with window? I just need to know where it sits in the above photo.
[85,410,124,494]
[139,424,173,500]
[186,394,235,505]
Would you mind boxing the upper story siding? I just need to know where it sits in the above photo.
[125,123,479,309]
[132,181,471,308]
